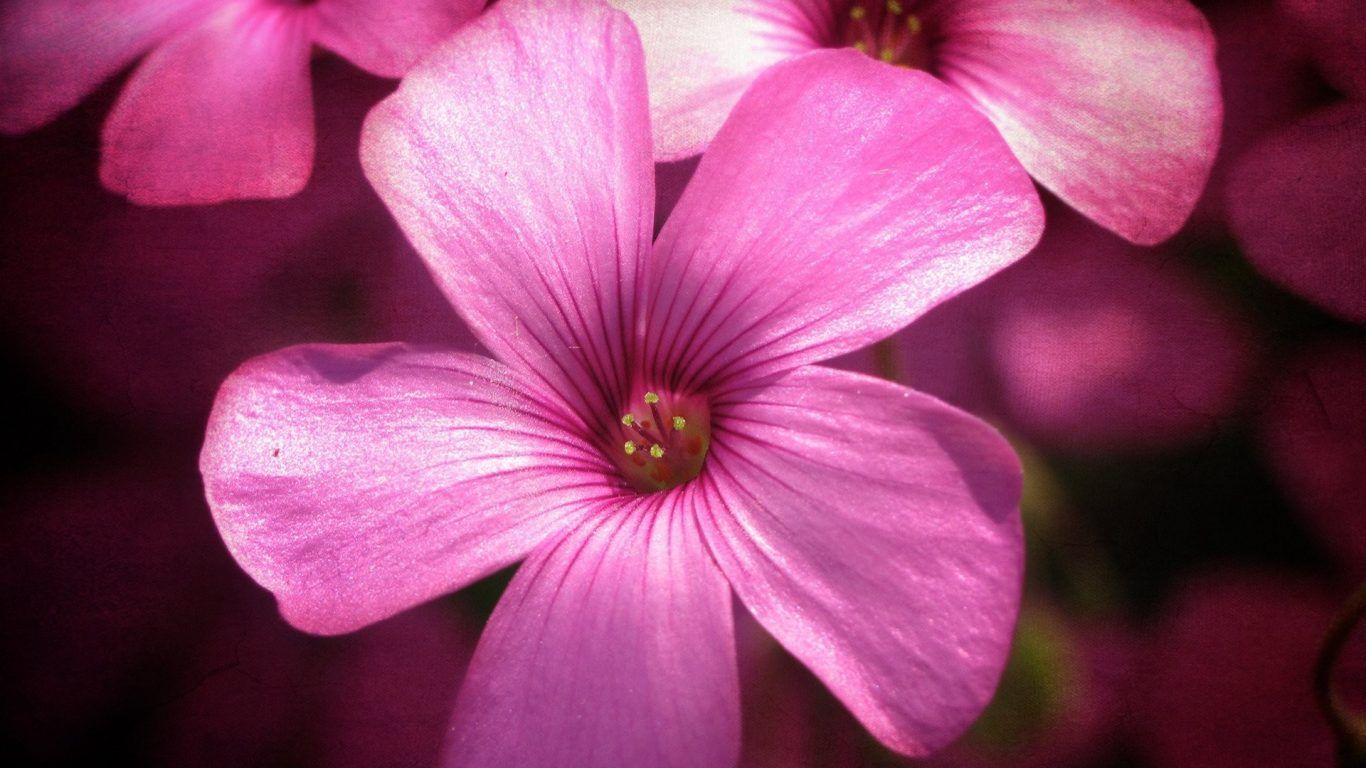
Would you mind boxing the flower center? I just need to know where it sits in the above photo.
[838,1,932,70]
[612,390,711,493]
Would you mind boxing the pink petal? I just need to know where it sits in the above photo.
[1259,342,1366,576]
[608,0,823,160]
[445,500,739,768]
[199,344,617,635]
[936,0,1221,244]
[0,0,214,133]
[986,203,1255,452]
[100,1,316,205]
[1278,0,1366,98]
[361,0,651,429]
[314,0,485,78]
[697,365,1024,756]
[1227,102,1366,323]
[649,50,1041,393]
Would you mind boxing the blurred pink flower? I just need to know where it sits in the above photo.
[983,204,1255,453]
[0,0,484,205]
[1193,0,1320,227]
[612,0,1221,244]
[1260,342,1366,576]
[1139,572,1366,768]
[1227,102,1366,323]
[200,0,1043,764]
[855,202,1256,454]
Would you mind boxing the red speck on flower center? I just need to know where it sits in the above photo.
[612,389,711,493]
[839,1,933,70]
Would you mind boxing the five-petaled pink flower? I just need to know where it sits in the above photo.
[610,0,1222,245]
[0,0,483,205]
[200,0,1043,765]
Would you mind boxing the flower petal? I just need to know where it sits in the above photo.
[649,50,1041,393]
[199,344,617,635]
[696,365,1024,756]
[362,0,651,430]
[1227,102,1366,323]
[445,499,739,768]
[608,0,822,160]
[0,0,214,133]
[100,1,315,205]
[936,0,1221,244]
[314,0,485,78]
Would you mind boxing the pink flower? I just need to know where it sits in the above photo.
[982,203,1255,453]
[199,0,1043,764]
[610,0,1221,245]
[838,202,1256,454]
[0,0,483,205]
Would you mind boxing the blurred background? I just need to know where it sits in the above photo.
[2,0,1363,766]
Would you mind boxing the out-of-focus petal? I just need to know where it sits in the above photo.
[697,365,1023,756]
[609,0,823,160]
[200,344,617,635]
[1227,102,1366,323]
[1260,342,1366,575]
[0,0,215,133]
[1278,0,1366,97]
[651,50,1041,394]
[1140,573,1358,768]
[314,0,485,78]
[100,1,315,205]
[445,500,739,768]
[362,0,651,431]
[1194,0,1319,226]
[936,0,1221,244]
[987,205,1254,452]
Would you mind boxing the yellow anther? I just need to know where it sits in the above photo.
[649,444,665,459]
[624,440,637,455]
[849,5,866,20]
[907,14,922,33]
[672,416,687,431]
[621,413,635,426]
[887,0,903,14]
[644,392,660,404]
[879,48,896,62]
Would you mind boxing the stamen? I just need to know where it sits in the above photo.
[649,444,665,458]
[643,392,660,404]
[621,413,634,426]
[610,389,712,493]
[623,440,637,455]
[672,416,687,431]
[838,0,931,70]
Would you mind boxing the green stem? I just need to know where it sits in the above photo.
[1316,581,1366,768]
